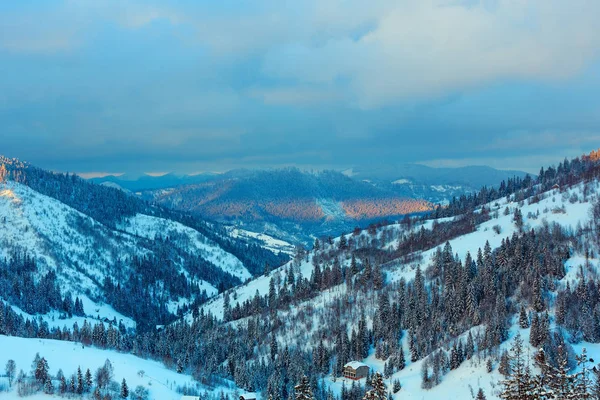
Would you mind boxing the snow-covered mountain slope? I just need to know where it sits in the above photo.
[120,214,250,281]
[199,181,595,322]
[0,335,238,400]
[190,177,600,399]
[226,227,295,256]
[0,181,252,323]
[386,182,594,283]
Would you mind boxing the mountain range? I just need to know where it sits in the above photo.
[1,152,598,400]
[91,165,529,244]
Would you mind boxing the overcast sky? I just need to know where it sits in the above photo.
[1,0,600,175]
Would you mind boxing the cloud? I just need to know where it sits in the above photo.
[260,0,600,107]
[1,0,600,173]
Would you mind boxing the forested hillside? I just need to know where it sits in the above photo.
[3,151,600,399]
[0,157,288,333]
[142,168,433,244]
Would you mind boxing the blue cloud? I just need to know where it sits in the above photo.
[0,0,599,174]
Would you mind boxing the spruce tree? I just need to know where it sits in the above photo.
[475,388,486,400]
[59,375,67,394]
[519,305,529,328]
[44,377,54,394]
[77,366,84,394]
[121,378,129,398]
[500,333,534,399]
[85,368,93,392]
[371,372,386,400]
[295,376,313,400]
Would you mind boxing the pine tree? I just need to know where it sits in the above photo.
[475,388,486,400]
[530,313,540,347]
[466,332,475,360]
[573,348,593,399]
[121,378,129,398]
[271,334,278,362]
[513,208,524,231]
[5,359,16,388]
[533,277,544,312]
[397,347,406,370]
[77,366,84,394]
[44,377,54,394]
[59,374,67,394]
[85,368,93,392]
[295,376,313,400]
[371,372,386,400]
[392,379,401,394]
[500,333,534,399]
[519,305,529,328]
[593,362,600,400]
[35,356,49,385]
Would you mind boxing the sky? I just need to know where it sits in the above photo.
[1,0,600,176]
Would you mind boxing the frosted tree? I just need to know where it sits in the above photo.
[121,378,129,398]
[371,372,386,400]
[519,305,529,329]
[500,333,534,399]
[85,368,93,392]
[44,377,54,394]
[295,376,313,400]
[77,366,84,394]
[475,388,486,400]
[572,348,593,399]
[35,356,49,385]
[5,359,16,388]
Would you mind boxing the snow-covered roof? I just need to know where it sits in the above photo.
[344,361,369,369]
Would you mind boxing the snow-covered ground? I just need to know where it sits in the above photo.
[0,335,238,400]
[4,294,136,331]
[194,179,600,399]
[387,182,596,284]
[0,181,248,326]
[121,213,251,281]
[227,227,295,255]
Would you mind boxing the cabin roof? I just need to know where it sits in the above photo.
[344,361,369,369]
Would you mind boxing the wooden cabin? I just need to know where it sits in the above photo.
[343,361,369,380]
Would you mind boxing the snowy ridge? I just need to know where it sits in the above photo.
[120,214,251,281]
[192,179,600,399]
[227,227,295,256]
[0,181,252,323]
[0,335,239,400]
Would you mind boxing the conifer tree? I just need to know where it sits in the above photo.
[44,377,54,394]
[5,359,16,388]
[371,372,386,400]
[295,376,313,400]
[475,388,486,400]
[519,305,529,328]
[77,366,84,394]
[59,374,67,394]
[121,378,129,398]
[85,368,93,392]
[500,333,534,399]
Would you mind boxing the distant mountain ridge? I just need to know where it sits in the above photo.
[346,163,529,188]
[89,164,528,243]
[91,172,220,192]
[137,168,433,243]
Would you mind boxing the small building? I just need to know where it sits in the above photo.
[240,393,257,400]
[552,183,560,190]
[343,361,369,380]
